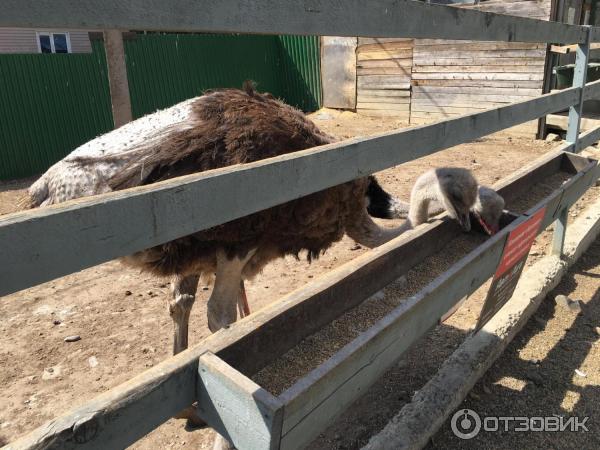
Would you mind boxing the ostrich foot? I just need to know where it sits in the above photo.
[169,274,200,354]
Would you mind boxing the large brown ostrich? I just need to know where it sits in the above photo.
[24,84,479,354]
[24,84,479,448]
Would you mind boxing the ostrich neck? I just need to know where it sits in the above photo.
[346,212,413,248]
[347,183,438,248]
[408,184,438,226]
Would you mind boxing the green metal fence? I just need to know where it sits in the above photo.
[0,42,113,179]
[0,34,321,180]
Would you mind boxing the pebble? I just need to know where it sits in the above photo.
[42,365,62,380]
[555,294,570,308]
[568,300,582,313]
[124,290,132,296]
[575,369,587,378]
[52,319,61,326]
[64,335,81,343]
[88,356,99,368]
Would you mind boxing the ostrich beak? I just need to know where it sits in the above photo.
[473,211,496,236]
[457,211,471,232]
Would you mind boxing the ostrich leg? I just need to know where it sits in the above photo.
[238,280,251,318]
[207,248,256,332]
[208,249,256,450]
[169,273,201,355]
[169,273,207,428]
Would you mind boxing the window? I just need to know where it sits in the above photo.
[36,32,71,53]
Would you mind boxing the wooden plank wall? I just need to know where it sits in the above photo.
[411,0,552,134]
[356,38,413,121]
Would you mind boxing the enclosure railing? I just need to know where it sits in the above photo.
[2,1,600,449]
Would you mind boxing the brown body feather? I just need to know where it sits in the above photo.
[112,85,368,279]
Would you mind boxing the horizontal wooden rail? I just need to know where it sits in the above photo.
[550,43,600,54]
[277,158,600,450]
[578,125,600,151]
[6,150,595,450]
[583,78,600,101]
[1,0,591,43]
[0,87,580,297]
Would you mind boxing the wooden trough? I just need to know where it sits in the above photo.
[10,150,596,450]
[198,150,598,450]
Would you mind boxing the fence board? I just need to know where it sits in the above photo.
[578,125,600,151]
[197,352,283,450]
[0,87,580,297]
[584,79,600,101]
[1,0,589,43]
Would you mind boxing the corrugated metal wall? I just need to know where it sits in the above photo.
[125,34,287,118]
[278,36,322,112]
[0,40,113,179]
[0,34,321,180]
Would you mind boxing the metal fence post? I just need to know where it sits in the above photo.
[566,26,591,150]
[552,26,591,257]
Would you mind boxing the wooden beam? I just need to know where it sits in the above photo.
[321,37,357,109]
[6,150,593,450]
[0,87,581,297]
[0,0,589,43]
[197,352,283,450]
[277,155,598,450]
[103,30,132,128]
[577,125,600,150]
[551,42,600,53]
[583,78,600,101]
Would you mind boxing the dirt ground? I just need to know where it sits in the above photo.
[0,110,598,450]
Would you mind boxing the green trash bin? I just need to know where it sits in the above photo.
[554,63,600,89]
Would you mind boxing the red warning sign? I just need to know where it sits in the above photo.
[494,208,546,278]
[476,207,546,331]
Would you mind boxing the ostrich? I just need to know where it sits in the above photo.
[23,84,479,447]
[24,83,479,351]
[368,178,504,235]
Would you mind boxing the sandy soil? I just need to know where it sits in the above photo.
[0,110,597,449]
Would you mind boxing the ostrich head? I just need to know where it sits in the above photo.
[472,186,505,235]
[430,168,478,232]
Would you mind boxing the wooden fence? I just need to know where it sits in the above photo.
[2,1,600,449]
